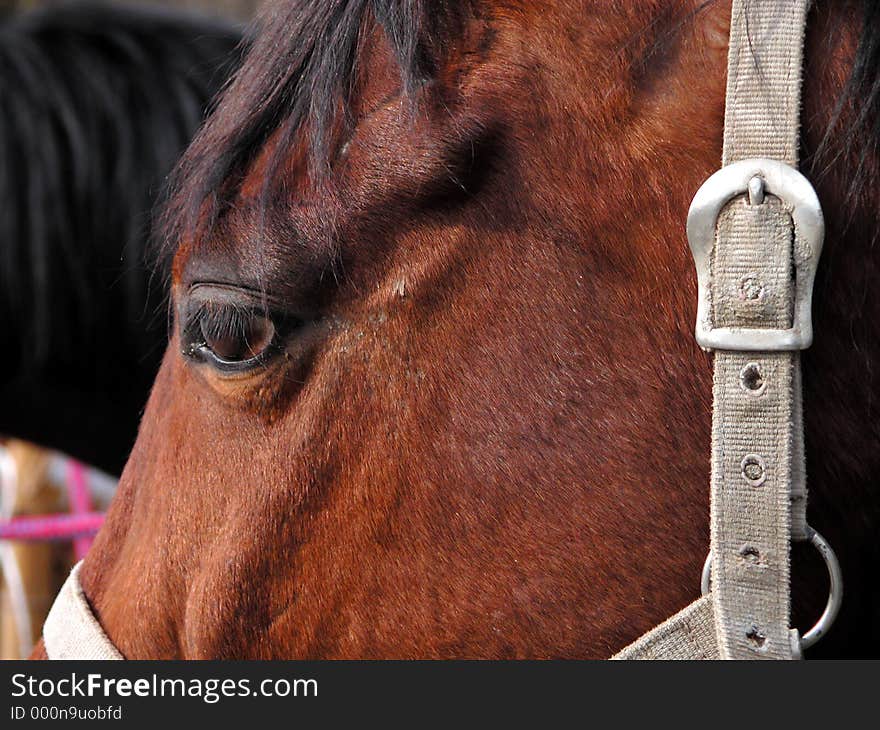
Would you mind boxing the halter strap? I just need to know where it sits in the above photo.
[710,0,811,660]
[616,0,837,659]
[43,561,122,660]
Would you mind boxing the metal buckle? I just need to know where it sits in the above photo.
[686,158,824,351]
[700,526,843,652]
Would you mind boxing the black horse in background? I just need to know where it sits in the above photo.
[0,3,243,474]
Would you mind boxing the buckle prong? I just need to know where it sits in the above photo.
[747,175,765,205]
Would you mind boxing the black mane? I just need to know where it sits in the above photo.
[0,1,243,371]
[809,0,880,209]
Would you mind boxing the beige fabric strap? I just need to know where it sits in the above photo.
[710,0,811,659]
[613,0,813,660]
[722,0,809,164]
[43,561,123,660]
[790,365,808,541]
[612,597,719,660]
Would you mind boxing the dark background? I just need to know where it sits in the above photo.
[0,0,260,21]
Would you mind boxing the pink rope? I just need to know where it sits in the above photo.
[0,512,105,542]
[66,460,93,559]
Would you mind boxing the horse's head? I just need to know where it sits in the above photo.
[58,0,877,658]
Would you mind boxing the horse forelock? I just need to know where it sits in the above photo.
[159,0,452,271]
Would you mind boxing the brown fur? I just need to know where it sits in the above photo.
[34,0,878,658]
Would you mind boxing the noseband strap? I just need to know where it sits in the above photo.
[43,561,122,660]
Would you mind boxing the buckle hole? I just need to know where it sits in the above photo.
[741,454,767,487]
[738,545,762,564]
[746,625,768,649]
[740,362,767,395]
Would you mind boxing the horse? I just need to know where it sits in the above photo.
[0,2,243,475]
[36,0,879,658]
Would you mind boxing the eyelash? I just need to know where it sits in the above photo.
[183,302,280,373]
[196,303,255,343]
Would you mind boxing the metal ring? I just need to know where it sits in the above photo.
[799,527,843,649]
[698,526,842,651]
[700,551,712,597]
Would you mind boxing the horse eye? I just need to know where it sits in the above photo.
[200,312,275,364]
[183,304,279,373]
